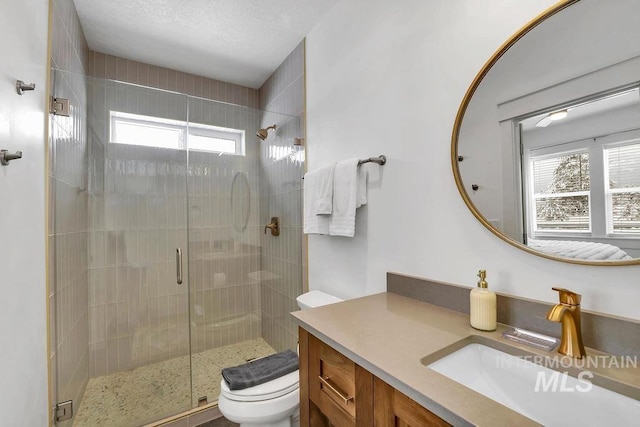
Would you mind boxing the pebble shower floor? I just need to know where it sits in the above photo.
[73,338,275,426]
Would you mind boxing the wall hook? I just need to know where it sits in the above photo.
[1,150,23,166]
[16,80,36,95]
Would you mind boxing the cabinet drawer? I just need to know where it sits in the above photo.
[374,376,451,426]
[309,335,357,424]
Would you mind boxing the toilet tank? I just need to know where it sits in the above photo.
[296,290,343,310]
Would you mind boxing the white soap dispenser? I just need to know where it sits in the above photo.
[470,270,497,331]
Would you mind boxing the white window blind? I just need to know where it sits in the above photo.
[606,142,640,234]
[531,152,590,232]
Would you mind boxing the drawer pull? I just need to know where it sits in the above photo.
[318,375,354,404]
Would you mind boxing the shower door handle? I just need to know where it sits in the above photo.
[176,248,183,285]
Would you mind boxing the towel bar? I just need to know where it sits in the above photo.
[358,155,386,166]
[302,155,386,179]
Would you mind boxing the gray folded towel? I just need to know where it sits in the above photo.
[221,349,299,390]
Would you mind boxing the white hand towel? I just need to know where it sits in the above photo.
[303,166,332,235]
[356,166,367,208]
[329,159,363,237]
[313,164,335,215]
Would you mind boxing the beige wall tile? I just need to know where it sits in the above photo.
[106,54,117,80]
[116,57,128,81]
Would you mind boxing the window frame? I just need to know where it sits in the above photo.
[603,135,640,235]
[188,123,245,155]
[110,111,186,150]
[522,129,640,240]
[109,111,245,156]
[525,147,592,236]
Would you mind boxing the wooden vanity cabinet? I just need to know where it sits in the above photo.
[373,377,450,427]
[299,327,450,427]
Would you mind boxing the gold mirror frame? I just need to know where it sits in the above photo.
[451,0,640,266]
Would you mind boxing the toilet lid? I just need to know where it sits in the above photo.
[220,370,299,402]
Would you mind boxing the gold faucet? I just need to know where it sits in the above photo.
[546,287,586,359]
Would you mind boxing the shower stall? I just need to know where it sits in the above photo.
[49,69,305,426]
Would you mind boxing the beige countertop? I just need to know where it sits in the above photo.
[291,292,640,427]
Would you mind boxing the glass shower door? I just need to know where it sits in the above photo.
[186,97,270,406]
[186,96,302,407]
[52,71,194,426]
[50,68,91,427]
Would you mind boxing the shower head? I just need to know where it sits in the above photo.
[256,124,277,141]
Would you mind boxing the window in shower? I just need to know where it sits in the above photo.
[188,124,245,155]
[110,111,245,155]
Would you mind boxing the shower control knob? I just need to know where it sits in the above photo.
[264,217,280,236]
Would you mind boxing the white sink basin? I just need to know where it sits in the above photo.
[426,341,640,426]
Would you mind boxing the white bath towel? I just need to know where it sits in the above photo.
[329,159,365,237]
[303,165,332,234]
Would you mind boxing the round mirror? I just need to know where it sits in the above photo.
[231,171,251,233]
[453,0,640,265]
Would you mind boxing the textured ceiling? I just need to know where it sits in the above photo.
[73,0,338,88]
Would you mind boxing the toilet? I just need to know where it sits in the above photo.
[217,290,343,427]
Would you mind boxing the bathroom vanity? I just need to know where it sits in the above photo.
[292,292,640,426]
[298,328,449,426]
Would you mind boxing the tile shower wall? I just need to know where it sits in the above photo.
[88,51,260,109]
[258,41,306,352]
[87,81,190,376]
[84,46,305,373]
[49,0,90,422]
[187,98,264,354]
[87,79,267,375]
[87,55,264,369]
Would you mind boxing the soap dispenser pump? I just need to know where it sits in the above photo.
[470,270,497,331]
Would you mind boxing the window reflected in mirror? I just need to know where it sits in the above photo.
[518,88,640,257]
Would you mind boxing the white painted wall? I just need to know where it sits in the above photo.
[305,0,640,320]
[0,0,50,425]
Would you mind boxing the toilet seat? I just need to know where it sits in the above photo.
[220,370,299,402]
